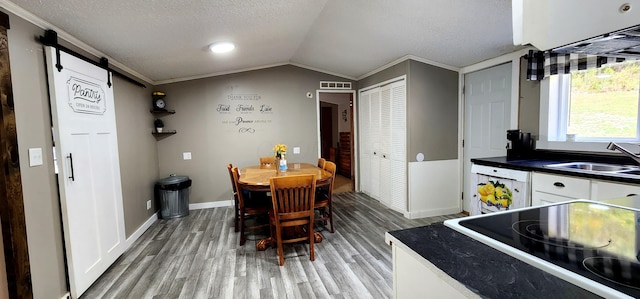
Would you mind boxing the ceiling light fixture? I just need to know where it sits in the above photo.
[209,42,235,53]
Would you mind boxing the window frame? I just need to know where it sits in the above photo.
[539,67,640,152]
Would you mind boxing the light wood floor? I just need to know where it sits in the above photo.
[82,192,465,299]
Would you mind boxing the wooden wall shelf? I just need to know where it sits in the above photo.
[152,130,177,137]
[150,109,175,115]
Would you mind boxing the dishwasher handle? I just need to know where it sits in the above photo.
[553,182,565,188]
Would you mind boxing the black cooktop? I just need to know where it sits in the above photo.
[459,201,640,298]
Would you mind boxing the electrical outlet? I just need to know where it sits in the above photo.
[183,152,192,160]
[146,200,151,210]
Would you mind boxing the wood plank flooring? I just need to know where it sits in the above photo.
[82,192,465,299]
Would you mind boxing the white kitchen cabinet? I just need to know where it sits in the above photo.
[358,76,407,213]
[386,233,479,299]
[591,180,640,201]
[513,0,640,50]
[531,172,590,206]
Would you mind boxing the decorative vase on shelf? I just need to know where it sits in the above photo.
[156,127,163,133]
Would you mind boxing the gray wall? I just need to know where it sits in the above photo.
[156,65,353,204]
[358,60,409,90]
[357,59,459,162]
[6,10,159,298]
[8,12,68,298]
[408,60,459,161]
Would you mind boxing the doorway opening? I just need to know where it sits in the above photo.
[317,90,355,193]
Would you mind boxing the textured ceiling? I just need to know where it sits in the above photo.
[6,0,523,83]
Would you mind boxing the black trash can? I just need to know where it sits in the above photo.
[155,175,192,219]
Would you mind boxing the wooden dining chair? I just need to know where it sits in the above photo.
[269,174,317,266]
[227,163,240,232]
[315,161,336,233]
[260,156,276,167]
[232,167,271,246]
[317,157,326,169]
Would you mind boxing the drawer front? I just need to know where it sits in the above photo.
[592,180,640,201]
[532,172,591,199]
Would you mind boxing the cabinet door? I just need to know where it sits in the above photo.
[514,0,640,50]
[592,180,640,201]
[358,90,372,195]
[369,91,381,199]
[389,81,407,212]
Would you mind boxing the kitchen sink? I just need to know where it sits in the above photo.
[617,169,640,176]
[545,162,639,173]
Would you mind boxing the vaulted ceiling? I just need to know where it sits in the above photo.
[6,0,523,84]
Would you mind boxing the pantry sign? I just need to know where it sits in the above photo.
[66,76,106,115]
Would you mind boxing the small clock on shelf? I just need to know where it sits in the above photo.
[152,91,167,111]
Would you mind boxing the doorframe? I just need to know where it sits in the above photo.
[458,49,529,213]
[315,89,356,176]
[0,12,33,298]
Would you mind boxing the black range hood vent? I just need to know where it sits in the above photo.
[552,24,640,58]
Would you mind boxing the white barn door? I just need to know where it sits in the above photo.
[44,46,126,298]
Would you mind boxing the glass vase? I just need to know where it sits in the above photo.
[279,155,287,172]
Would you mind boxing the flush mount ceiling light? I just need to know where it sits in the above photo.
[209,42,235,53]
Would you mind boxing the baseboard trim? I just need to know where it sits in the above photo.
[189,200,233,210]
[405,207,462,220]
[125,213,158,248]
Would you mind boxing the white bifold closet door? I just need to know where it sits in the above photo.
[44,46,127,299]
[358,76,407,213]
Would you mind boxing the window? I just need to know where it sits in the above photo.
[554,60,640,142]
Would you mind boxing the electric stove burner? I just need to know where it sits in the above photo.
[512,220,612,250]
[583,257,640,290]
[455,201,640,298]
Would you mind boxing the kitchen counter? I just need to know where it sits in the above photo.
[385,223,600,299]
[472,155,640,184]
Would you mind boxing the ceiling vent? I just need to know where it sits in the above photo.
[320,81,352,89]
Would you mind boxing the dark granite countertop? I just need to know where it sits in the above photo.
[388,223,601,299]
[472,152,640,184]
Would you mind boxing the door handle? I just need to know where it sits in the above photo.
[553,182,565,187]
[67,153,75,181]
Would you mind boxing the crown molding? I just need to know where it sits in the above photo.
[357,55,461,80]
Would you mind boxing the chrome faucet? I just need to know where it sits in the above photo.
[606,142,640,165]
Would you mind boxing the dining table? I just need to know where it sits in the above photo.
[238,162,332,191]
[237,162,331,250]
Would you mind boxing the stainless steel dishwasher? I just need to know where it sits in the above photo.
[470,164,531,215]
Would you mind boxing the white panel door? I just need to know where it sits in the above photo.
[463,63,512,213]
[45,46,126,299]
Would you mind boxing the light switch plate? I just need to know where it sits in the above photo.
[293,147,300,154]
[183,152,192,160]
[29,148,43,167]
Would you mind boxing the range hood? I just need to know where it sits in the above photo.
[552,24,640,58]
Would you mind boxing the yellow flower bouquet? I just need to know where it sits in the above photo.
[273,143,287,159]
